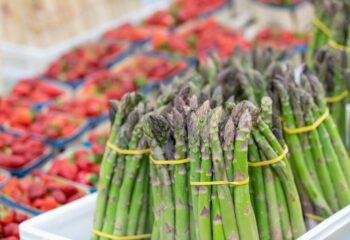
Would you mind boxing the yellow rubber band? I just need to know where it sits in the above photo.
[190,178,249,186]
[107,142,150,155]
[328,39,350,53]
[150,154,190,165]
[93,229,151,240]
[325,90,349,103]
[283,109,329,134]
[248,145,288,167]
[304,213,324,222]
[312,16,331,37]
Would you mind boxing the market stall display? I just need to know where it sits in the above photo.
[1,0,350,239]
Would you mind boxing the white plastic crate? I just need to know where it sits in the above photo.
[20,192,350,240]
[20,193,96,240]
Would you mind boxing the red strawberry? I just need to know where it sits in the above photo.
[3,223,19,237]
[28,183,47,200]
[41,196,59,211]
[51,190,67,204]
[14,212,28,223]
[60,185,78,198]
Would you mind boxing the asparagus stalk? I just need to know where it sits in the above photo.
[261,97,292,240]
[233,110,259,240]
[248,139,270,240]
[197,106,213,240]
[210,107,239,240]
[170,107,190,240]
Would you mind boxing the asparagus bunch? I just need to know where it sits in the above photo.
[93,93,153,240]
[311,49,350,150]
[308,0,350,63]
[144,88,192,240]
[270,71,350,218]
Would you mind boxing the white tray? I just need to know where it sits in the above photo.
[20,191,350,240]
[19,193,96,240]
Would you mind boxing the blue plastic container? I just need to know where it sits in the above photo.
[0,169,11,189]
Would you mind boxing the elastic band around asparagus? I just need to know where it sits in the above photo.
[107,141,150,155]
[328,39,350,53]
[304,213,324,222]
[149,154,190,165]
[190,178,249,186]
[93,229,151,240]
[283,108,329,134]
[312,16,331,37]
[324,90,349,103]
[248,144,289,167]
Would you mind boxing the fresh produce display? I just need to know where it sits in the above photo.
[5,110,86,141]
[43,40,129,84]
[9,78,70,105]
[2,172,87,212]
[0,204,31,240]
[144,0,225,28]
[49,97,108,119]
[3,0,350,238]
[254,28,308,49]
[152,18,250,59]
[0,132,51,171]
[47,148,100,187]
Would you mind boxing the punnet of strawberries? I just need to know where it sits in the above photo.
[0,204,30,240]
[43,40,128,83]
[0,132,50,170]
[7,109,85,140]
[9,78,68,104]
[49,96,108,119]
[79,70,137,102]
[112,54,187,83]
[254,28,309,48]
[152,18,250,59]
[47,148,101,187]
[2,172,87,212]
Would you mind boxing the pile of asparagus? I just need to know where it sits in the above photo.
[144,88,305,239]
[93,47,350,239]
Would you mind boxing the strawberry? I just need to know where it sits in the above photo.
[28,183,47,200]
[41,196,59,211]
[60,185,78,198]
[51,190,67,204]
[3,223,19,237]
[14,212,28,223]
